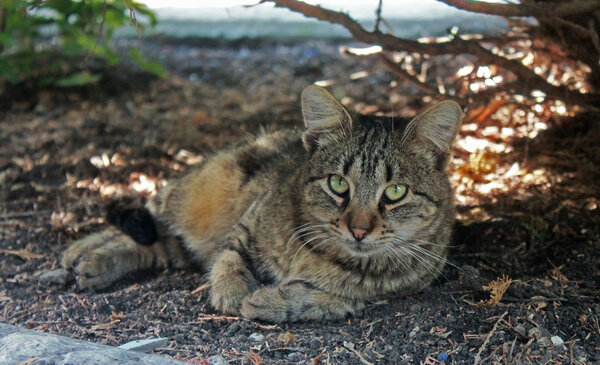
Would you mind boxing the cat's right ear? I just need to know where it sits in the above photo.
[301,85,352,151]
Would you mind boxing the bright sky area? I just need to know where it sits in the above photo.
[141,0,471,20]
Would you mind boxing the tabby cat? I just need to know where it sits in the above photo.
[61,85,462,322]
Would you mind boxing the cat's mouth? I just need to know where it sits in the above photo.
[339,236,387,256]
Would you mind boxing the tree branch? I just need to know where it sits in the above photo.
[374,0,383,33]
[379,54,441,97]
[268,0,596,105]
[436,0,600,18]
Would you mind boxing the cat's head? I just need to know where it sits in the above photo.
[299,85,462,256]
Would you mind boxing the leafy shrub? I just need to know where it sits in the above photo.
[0,0,160,86]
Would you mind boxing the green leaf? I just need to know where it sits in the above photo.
[55,71,101,87]
[129,47,166,78]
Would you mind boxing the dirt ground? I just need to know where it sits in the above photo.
[1,38,599,364]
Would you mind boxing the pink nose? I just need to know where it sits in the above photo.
[351,227,368,241]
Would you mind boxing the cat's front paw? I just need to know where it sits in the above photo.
[241,284,365,323]
[209,249,256,314]
[209,280,251,315]
[240,288,282,322]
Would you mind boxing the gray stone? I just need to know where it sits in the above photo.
[118,337,170,352]
[408,326,420,338]
[39,268,72,285]
[0,323,181,364]
[248,333,264,342]
[209,355,227,365]
[551,335,567,352]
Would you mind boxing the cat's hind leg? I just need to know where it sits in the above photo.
[61,227,170,289]
[61,202,188,290]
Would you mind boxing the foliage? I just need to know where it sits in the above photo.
[0,0,160,85]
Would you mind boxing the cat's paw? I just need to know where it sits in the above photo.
[240,285,365,323]
[209,249,256,314]
[61,228,157,289]
[209,280,250,315]
[240,288,277,321]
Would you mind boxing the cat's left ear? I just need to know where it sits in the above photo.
[301,85,353,151]
[405,100,463,169]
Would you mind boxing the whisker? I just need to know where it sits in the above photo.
[411,237,461,248]
[407,243,461,271]
[289,233,329,266]
[400,245,448,284]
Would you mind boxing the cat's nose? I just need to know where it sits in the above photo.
[350,227,369,241]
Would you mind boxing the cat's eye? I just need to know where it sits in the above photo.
[383,184,408,204]
[328,174,349,196]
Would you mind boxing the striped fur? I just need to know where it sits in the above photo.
[61,85,462,322]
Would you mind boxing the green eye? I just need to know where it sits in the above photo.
[328,174,349,196]
[384,184,408,203]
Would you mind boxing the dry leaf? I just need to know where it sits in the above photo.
[277,331,296,346]
[473,274,512,307]
[0,249,44,261]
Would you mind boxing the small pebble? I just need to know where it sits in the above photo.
[551,335,567,351]
[209,355,227,365]
[309,338,321,350]
[248,333,264,342]
[408,326,420,338]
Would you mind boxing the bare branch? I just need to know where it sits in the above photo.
[379,54,446,99]
[268,0,596,105]
[436,0,600,18]
[374,0,383,33]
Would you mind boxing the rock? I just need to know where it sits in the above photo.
[551,336,567,352]
[409,326,420,338]
[537,336,552,348]
[248,333,264,342]
[118,338,170,352]
[0,323,181,364]
[209,355,227,365]
[39,268,72,285]
[514,324,527,338]
[309,338,321,350]
[461,265,480,278]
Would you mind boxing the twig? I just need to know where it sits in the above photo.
[191,283,210,295]
[71,293,89,312]
[84,0,108,62]
[0,210,52,219]
[267,347,307,353]
[343,344,374,365]
[190,314,279,330]
[378,54,445,98]
[588,19,600,54]
[474,311,508,365]
[374,0,383,33]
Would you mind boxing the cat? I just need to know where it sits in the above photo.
[61,85,462,323]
